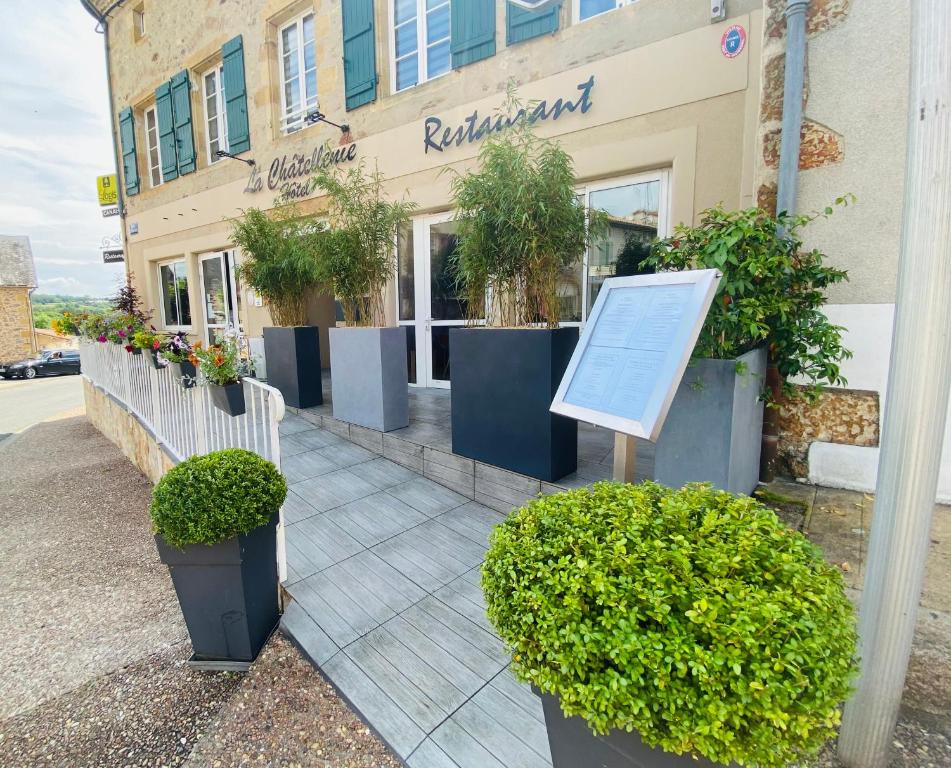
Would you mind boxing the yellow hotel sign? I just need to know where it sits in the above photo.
[96,174,118,206]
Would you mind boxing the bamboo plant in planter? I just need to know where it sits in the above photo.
[161,332,196,388]
[646,203,851,494]
[231,206,326,409]
[191,332,251,416]
[448,100,606,481]
[314,162,415,433]
[151,449,287,666]
[483,481,858,768]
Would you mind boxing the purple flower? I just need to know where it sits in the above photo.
[118,330,127,338]
[97,335,107,343]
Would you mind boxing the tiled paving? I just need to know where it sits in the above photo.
[278,410,555,767]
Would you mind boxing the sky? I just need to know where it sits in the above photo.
[0,0,123,298]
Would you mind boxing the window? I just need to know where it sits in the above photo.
[279,13,317,134]
[203,65,229,162]
[133,3,146,40]
[159,260,191,329]
[391,0,451,93]
[144,106,163,187]
[575,0,637,23]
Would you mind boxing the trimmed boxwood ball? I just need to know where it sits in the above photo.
[151,449,287,548]
[482,481,858,768]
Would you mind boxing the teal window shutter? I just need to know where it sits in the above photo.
[118,107,139,196]
[342,0,377,111]
[451,0,496,69]
[506,1,559,45]
[154,82,179,181]
[222,35,251,153]
[170,70,196,175]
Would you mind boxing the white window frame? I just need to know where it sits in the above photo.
[572,169,671,325]
[203,64,229,163]
[389,0,452,94]
[144,105,163,188]
[278,12,318,134]
[157,258,192,331]
[573,0,638,25]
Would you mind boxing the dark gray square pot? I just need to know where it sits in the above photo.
[653,347,767,495]
[210,381,246,417]
[329,326,409,432]
[154,515,279,663]
[449,327,578,482]
[263,326,323,409]
[538,691,731,768]
[169,360,197,388]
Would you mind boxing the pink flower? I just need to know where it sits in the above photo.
[118,330,127,338]
[124,344,134,353]
[97,335,107,343]
[152,340,160,350]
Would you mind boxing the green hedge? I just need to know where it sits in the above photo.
[151,449,287,547]
[482,481,857,768]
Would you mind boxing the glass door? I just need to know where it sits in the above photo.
[199,251,242,344]
[399,213,481,389]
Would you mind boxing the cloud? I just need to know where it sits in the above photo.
[0,0,119,297]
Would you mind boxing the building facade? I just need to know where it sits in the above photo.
[0,235,38,362]
[85,0,942,497]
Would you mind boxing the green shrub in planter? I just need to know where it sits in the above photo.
[482,481,858,768]
[151,448,287,547]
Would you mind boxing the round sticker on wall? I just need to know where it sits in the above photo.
[721,25,747,58]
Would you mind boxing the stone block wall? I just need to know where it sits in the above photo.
[0,287,36,361]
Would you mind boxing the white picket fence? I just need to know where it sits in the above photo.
[80,340,287,579]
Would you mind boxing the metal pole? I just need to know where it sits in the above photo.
[838,2,951,765]
[775,0,809,217]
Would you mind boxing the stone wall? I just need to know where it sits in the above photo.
[83,377,175,484]
[0,287,36,361]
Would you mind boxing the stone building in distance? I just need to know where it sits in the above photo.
[0,235,38,363]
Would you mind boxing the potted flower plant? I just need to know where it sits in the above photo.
[231,206,325,409]
[646,202,851,494]
[313,161,415,432]
[448,97,606,481]
[151,448,287,665]
[132,328,164,368]
[161,332,196,388]
[483,481,858,768]
[191,332,251,416]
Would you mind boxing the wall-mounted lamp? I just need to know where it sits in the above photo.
[215,150,256,166]
[306,110,350,134]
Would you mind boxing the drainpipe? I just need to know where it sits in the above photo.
[80,0,129,278]
[760,0,809,483]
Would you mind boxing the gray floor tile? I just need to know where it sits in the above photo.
[433,569,495,636]
[357,457,420,489]
[294,427,345,450]
[278,414,312,435]
[280,601,338,666]
[278,434,312,458]
[408,739,461,768]
[431,720,506,768]
[441,694,551,768]
[324,491,429,547]
[290,570,379,647]
[282,489,321,525]
[331,550,426,616]
[490,668,546,726]
[372,520,483,592]
[472,679,551,760]
[434,502,504,548]
[292,467,380,512]
[322,653,426,759]
[282,450,339,484]
[388,477,469,517]
[287,513,365,571]
[316,441,379,469]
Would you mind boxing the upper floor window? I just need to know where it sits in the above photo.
[279,13,317,134]
[575,0,636,23]
[133,3,146,41]
[143,106,163,187]
[391,0,451,93]
[203,65,229,162]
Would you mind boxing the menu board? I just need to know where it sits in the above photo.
[551,270,720,441]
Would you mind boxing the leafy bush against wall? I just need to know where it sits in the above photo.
[647,202,852,400]
[483,481,857,768]
[151,449,287,547]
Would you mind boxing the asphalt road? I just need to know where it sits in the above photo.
[0,374,84,437]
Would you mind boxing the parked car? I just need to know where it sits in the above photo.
[0,349,81,379]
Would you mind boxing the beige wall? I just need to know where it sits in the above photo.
[105,0,764,340]
[0,287,36,361]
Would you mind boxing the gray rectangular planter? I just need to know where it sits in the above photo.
[329,326,409,433]
[653,346,766,495]
[263,326,323,409]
